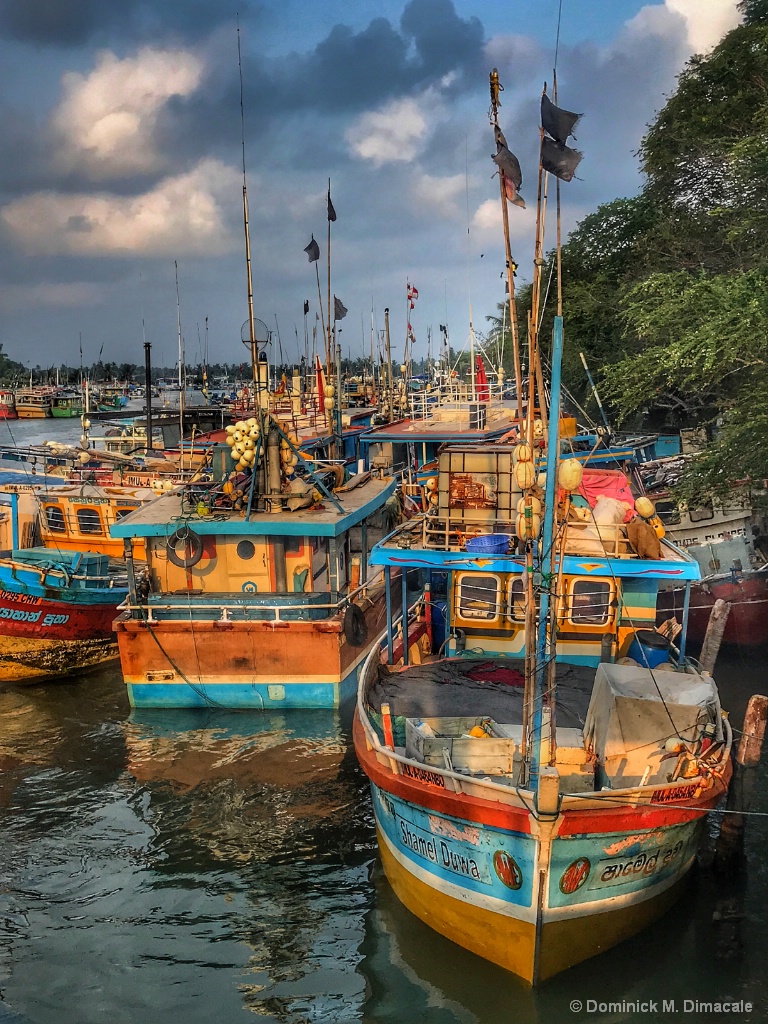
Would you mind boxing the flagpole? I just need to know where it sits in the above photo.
[489,69,524,427]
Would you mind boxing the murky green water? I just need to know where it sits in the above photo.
[0,651,765,1024]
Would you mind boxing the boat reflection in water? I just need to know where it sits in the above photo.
[123,708,363,862]
[123,706,375,1020]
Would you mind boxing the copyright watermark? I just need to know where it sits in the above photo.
[569,1000,753,1015]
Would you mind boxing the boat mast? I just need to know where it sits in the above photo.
[489,69,524,425]
[238,23,258,406]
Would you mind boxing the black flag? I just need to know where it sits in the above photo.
[304,235,320,262]
[541,137,582,182]
[334,296,347,320]
[492,133,525,209]
[303,300,309,315]
[541,94,580,146]
[327,190,336,222]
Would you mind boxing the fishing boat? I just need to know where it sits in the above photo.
[51,391,85,418]
[110,418,402,709]
[0,390,17,419]
[638,456,768,648]
[353,71,732,984]
[0,494,128,681]
[15,388,52,418]
[0,483,155,559]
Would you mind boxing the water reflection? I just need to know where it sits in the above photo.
[0,651,764,1024]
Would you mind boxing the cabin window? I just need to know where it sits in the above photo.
[689,502,714,523]
[76,507,103,534]
[114,507,136,521]
[457,573,500,620]
[654,499,680,526]
[507,577,526,622]
[44,505,65,532]
[569,579,612,625]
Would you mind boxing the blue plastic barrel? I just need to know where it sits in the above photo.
[627,629,670,668]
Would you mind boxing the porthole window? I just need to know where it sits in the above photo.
[45,505,65,533]
[457,573,500,620]
[76,507,103,534]
[237,540,256,560]
[569,580,612,625]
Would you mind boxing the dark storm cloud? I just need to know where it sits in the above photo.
[146,0,488,176]
[0,0,252,48]
[257,0,486,115]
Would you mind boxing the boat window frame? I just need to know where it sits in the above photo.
[566,577,615,627]
[688,501,714,523]
[75,505,104,535]
[43,504,66,533]
[506,575,527,622]
[456,571,502,621]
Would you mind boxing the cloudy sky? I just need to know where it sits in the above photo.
[0,0,741,374]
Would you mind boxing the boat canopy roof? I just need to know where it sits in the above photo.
[110,475,397,540]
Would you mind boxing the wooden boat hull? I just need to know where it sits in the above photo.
[355,714,729,984]
[115,591,392,709]
[15,407,51,418]
[0,635,118,682]
[657,571,768,648]
[51,407,84,418]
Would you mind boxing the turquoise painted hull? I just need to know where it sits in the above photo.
[126,661,360,710]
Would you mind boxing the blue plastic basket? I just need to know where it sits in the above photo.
[465,533,511,554]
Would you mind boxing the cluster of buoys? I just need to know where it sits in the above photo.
[225,418,261,472]
[150,478,177,494]
[324,384,335,412]
[424,476,439,507]
[224,416,302,478]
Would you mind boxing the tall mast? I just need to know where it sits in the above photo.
[238,23,258,401]
[489,69,524,425]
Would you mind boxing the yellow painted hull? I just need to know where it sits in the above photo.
[378,823,689,983]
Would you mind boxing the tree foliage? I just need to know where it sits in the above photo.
[486,11,768,501]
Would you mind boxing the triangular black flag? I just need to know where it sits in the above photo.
[541,94,581,146]
[541,137,582,182]
[327,190,337,223]
[334,296,347,320]
[303,300,309,315]
[304,236,320,262]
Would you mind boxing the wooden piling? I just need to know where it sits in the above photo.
[699,598,731,675]
[714,693,768,873]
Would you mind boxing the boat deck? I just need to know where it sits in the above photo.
[367,657,594,728]
[111,474,397,538]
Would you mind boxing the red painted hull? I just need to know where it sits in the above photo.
[0,406,17,419]
[657,572,768,647]
[0,589,120,641]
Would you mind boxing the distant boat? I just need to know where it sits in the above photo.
[15,388,52,418]
[0,497,129,682]
[51,392,84,418]
[0,390,17,419]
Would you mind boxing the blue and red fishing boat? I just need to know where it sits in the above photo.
[352,72,732,983]
[0,528,128,682]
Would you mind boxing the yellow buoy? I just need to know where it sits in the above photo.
[517,496,542,515]
[516,511,542,540]
[558,459,584,492]
[514,442,533,463]
[514,460,535,490]
[635,496,655,518]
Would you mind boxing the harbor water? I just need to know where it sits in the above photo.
[0,419,766,1023]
